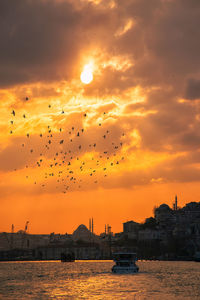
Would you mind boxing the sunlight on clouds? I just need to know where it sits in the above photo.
[82,0,116,8]
[115,19,134,37]
[101,56,133,71]
[124,151,183,171]
[124,87,146,103]
[129,129,141,148]
[151,177,164,183]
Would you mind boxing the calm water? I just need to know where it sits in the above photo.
[0,260,199,299]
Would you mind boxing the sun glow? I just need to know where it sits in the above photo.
[81,63,93,84]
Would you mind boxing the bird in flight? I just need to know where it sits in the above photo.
[8,105,126,194]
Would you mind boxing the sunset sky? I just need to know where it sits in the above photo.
[1,0,200,234]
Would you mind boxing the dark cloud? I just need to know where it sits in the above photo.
[185,78,200,100]
[0,0,119,87]
[1,0,200,94]
[118,0,198,95]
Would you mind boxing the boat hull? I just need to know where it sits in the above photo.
[112,265,139,274]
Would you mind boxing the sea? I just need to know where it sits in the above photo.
[0,260,199,299]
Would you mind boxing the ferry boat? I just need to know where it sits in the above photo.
[112,252,139,273]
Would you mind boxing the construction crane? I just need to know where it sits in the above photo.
[21,221,29,249]
[10,224,14,249]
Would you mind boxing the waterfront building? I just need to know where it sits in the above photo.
[138,229,161,241]
[34,243,101,260]
[123,221,139,239]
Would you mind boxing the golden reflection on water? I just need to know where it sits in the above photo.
[0,261,200,299]
[49,261,143,299]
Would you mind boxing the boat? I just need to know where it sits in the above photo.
[61,252,75,262]
[193,251,200,262]
[111,252,139,273]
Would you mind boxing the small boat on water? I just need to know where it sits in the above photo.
[194,251,200,262]
[112,252,139,273]
[61,252,75,262]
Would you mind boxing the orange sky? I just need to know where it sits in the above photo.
[1,0,200,234]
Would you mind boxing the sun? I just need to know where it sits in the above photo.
[81,63,93,84]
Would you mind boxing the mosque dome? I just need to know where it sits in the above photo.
[74,224,88,232]
[72,224,92,242]
[157,204,171,212]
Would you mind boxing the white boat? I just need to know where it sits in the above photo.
[111,252,139,274]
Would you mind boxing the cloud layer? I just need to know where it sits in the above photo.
[1,0,200,232]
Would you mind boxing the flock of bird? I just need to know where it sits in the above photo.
[9,100,125,194]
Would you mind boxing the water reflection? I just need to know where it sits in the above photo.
[0,261,199,299]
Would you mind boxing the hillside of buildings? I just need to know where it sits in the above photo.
[0,198,200,261]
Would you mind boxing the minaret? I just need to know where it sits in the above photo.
[175,195,178,210]
[89,218,91,232]
[92,218,94,234]
[107,224,110,234]
[105,224,107,234]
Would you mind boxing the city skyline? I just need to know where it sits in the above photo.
[1,195,196,235]
[1,1,200,234]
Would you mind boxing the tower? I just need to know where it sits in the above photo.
[89,218,91,232]
[173,195,178,210]
[175,195,178,210]
[92,218,94,234]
